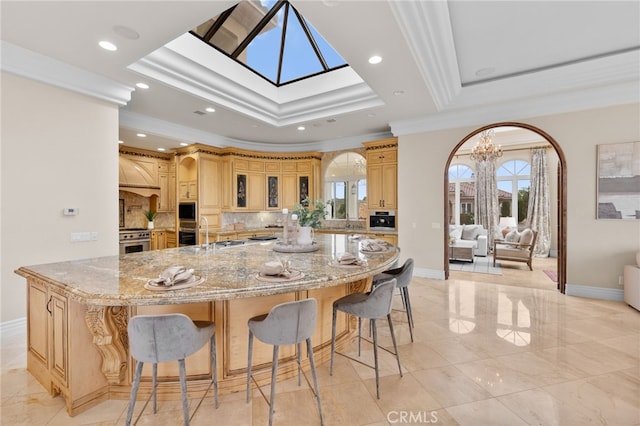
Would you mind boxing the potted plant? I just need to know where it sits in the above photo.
[144,210,157,229]
[293,198,327,245]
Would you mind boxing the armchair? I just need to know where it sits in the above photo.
[493,229,538,271]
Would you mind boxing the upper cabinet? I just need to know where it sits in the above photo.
[157,160,176,212]
[364,138,398,210]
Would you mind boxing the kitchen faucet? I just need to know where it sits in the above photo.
[199,216,209,249]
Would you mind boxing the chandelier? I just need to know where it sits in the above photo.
[470,129,503,162]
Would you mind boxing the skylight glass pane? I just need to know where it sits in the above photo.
[240,4,284,83]
[280,8,323,83]
[307,22,346,68]
[211,1,271,55]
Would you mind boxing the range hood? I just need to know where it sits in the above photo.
[119,156,160,197]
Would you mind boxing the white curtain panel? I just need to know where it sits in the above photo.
[474,159,499,248]
[527,148,551,257]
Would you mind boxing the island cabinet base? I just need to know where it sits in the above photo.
[27,278,368,416]
[26,277,110,416]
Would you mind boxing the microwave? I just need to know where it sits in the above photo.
[178,202,197,221]
[369,210,396,230]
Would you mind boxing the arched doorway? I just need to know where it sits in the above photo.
[443,122,567,293]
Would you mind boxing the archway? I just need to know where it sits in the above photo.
[443,122,567,293]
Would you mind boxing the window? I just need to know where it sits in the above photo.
[324,152,366,220]
[497,160,531,225]
[448,164,475,225]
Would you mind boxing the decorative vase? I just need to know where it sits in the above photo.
[147,221,154,230]
[297,226,314,246]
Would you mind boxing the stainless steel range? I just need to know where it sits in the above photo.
[119,228,150,254]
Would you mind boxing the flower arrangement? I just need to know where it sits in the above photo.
[293,198,327,229]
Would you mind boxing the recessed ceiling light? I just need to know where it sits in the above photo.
[136,133,146,138]
[135,83,149,89]
[118,140,124,144]
[180,142,189,146]
[393,90,405,96]
[368,55,382,64]
[297,126,306,131]
[205,107,216,113]
[98,41,117,51]
[367,113,376,118]
[157,148,166,152]
[112,25,140,40]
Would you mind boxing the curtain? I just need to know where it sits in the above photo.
[474,159,499,248]
[527,148,551,257]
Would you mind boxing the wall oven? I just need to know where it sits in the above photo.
[178,223,197,246]
[369,210,396,231]
[119,229,151,254]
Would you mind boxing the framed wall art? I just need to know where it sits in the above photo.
[597,141,640,220]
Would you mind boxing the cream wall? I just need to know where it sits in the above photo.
[398,103,640,294]
[1,73,119,322]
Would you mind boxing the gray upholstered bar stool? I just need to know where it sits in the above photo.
[330,279,402,399]
[126,313,218,426]
[371,258,415,342]
[246,298,324,426]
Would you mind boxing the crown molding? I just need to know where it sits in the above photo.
[390,79,640,136]
[128,34,384,127]
[389,0,461,110]
[0,41,133,106]
[120,110,391,153]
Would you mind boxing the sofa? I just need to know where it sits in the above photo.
[449,224,488,257]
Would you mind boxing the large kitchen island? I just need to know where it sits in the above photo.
[16,233,399,416]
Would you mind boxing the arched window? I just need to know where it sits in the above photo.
[448,164,475,225]
[496,160,531,225]
[324,152,367,220]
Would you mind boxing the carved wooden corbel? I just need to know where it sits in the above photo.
[84,306,128,384]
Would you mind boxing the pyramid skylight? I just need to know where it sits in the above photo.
[190,0,348,86]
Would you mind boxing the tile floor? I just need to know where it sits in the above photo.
[2,257,639,425]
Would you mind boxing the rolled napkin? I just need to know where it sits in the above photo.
[260,261,284,276]
[337,252,358,265]
[150,266,195,287]
[360,239,387,252]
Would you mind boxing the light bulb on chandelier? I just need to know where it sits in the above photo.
[470,129,503,162]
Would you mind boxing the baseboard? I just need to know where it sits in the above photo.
[413,267,445,280]
[1,317,27,338]
[565,284,624,302]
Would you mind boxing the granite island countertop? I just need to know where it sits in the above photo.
[16,234,398,307]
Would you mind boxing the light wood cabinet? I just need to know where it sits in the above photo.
[150,230,167,250]
[26,278,108,415]
[199,156,223,228]
[365,139,397,210]
[247,172,265,210]
[166,231,176,248]
[179,180,197,201]
[157,161,176,212]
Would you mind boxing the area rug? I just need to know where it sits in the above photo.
[450,255,502,275]
[543,270,558,282]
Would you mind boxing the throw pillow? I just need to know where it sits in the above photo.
[519,228,534,248]
[505,229,520,243]
[501,228,511,238]
[462,225,480,240]
[449,226,462,241]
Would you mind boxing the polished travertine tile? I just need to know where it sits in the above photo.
[3,266,640,425]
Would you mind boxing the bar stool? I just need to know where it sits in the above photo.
[126,313,218,426]
[372,258,415,342]
[330,279,402,399]
[246,298,324,426]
